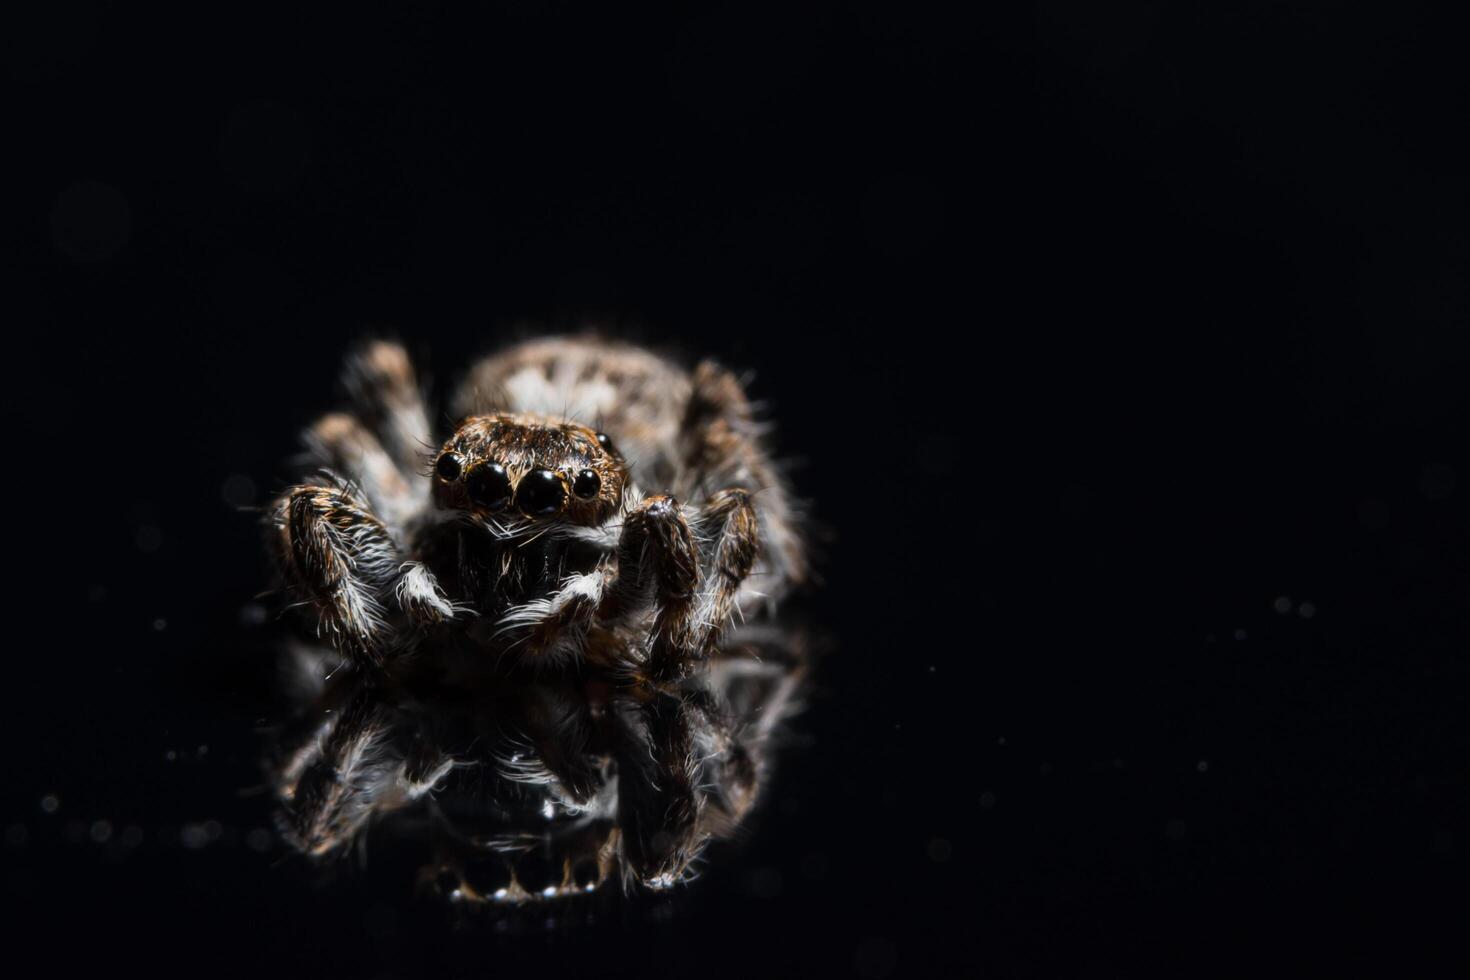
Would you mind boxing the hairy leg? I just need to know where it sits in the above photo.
[687,487,761,663]
[275,684,452,857]
[271,483,404,664]
[271,477,459,656]
[707,622,811,745]
[612,690,703,888]
[302,412,421,534]
[679,360,807,600]
[612,679,766,888]
[599,494,701,683]
[341,340,435,482]
[595,490,762,683]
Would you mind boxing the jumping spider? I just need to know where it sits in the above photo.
[265,337,808,901]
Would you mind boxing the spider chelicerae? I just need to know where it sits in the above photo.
[264,336,809,902]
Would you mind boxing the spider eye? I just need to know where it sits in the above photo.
[572,468,601,499]
[515,468,567,517]
[465,462,512,511]
[595,431,617,456]
[435,453,463,481]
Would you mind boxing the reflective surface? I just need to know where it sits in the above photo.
[269,625,810,905]
[12,2,1470,975]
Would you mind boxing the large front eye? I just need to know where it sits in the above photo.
[436,452,463,481]
[466,462,512,511]
[516,468,567,516]
[573,468,601,499]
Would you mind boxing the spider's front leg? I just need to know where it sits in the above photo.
[270,483,408,665]
[604,494,698,678]
[602,490,761,684]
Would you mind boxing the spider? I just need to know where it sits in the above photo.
[264,336,809,901]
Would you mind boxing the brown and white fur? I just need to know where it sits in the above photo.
[265,336,808,899]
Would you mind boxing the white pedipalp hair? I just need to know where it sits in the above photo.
[494,570,606,635]
[393,560,467,621]
[471,511,622,553]
[397,756,457,800]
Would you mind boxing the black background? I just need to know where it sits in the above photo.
[8,2,1470,976]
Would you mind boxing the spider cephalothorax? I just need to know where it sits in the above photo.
[431,415,627,526]
[264,336,808,902]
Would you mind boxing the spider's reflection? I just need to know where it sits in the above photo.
[271,624,808,904]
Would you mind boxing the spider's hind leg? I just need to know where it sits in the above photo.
[341,340,436,482]
[686,486,761,666]
[679,358,808,600]
[301,341,437,535]
[303,413,421,533]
